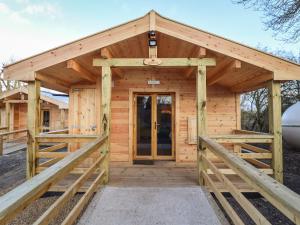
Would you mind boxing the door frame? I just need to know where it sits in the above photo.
[129,88,180,163]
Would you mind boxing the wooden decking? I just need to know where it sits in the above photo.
[48,161,255,192]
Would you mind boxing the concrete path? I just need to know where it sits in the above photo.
[78,186,223,225]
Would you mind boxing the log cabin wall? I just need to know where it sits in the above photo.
[68,68,239,163]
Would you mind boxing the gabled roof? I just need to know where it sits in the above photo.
[0,87,68,109]
[3,10,300,83]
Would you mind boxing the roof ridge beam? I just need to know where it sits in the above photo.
[149,11,157,58]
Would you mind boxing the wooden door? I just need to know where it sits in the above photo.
[133,93,175,160]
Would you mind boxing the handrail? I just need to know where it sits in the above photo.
[0,134,108,224]
[233,129,271,136]
[36,134,98,143]
[42,129,69,134]
[199,136,300,225]
[0,129,27,136]
[209,134,273,143]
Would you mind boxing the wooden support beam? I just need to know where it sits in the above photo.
[197,65,207,185]
[27,79,41,178]
[101,66,112,184]
[93,58,216,67]
[185,47,207,78]
[67,60,97,82]
[4,100,28,104]
[268,80,283,183]
[207,59,241,86]
[35,73,70,94]
[149,10,157,58]
[100,48,124,79]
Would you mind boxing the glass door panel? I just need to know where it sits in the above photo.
[156,95,172,156]
[136,95,152,156]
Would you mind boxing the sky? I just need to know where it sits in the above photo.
[0,0,299,64]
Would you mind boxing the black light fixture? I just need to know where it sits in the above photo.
[148,30,157,47]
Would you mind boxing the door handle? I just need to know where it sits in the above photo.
[154,122,160,130]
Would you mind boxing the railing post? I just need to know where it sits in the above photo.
[268,80,283,183]
[0,136,3,156]
[197,65,207,185]
[27,79,41,179]
[100,66,112,184]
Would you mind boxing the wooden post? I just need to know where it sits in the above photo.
[100,66,112,184]
[60,109,66,129]
[0,136,3,156]
[5,102,10,140]
[268,80,283,183]
[27,80,41,179]
[197,65,207,185]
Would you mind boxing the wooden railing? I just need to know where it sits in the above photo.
[0,129,28,156]
[199,136,300,225]
[209,130,274,175]
[0,134,108,225]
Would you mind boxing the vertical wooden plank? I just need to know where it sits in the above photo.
[234,93,241,153]
[27,79,40,179]
[268,80,283,183]
[197,65,207,185]
[149,10,157,58]
[101,66,112,184]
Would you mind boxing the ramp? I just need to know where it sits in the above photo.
[78,186,223,225]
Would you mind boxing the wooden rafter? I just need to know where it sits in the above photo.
[207,59,241,86]
[185,47,207,78]
[67,60,97,82]
[100,48,124,79]
[35,73,70,93]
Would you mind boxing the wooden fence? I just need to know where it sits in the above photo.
[199,135,300,225]
[0,134,108,225]
[0,129,28,156]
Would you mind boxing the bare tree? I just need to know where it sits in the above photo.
[241,49,300,132]
[233,0,300,42]
[0,59,22,92]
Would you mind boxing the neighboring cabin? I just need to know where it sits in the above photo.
[0,87,68,132]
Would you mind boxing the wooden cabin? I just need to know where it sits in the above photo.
[0,87,68,132]
[3,11,300,182]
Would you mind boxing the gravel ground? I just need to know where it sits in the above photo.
[216,144,300,225]
[0,150,83,225]
[0,150,26,195]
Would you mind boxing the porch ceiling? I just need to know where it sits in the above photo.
[38,31,270,93]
